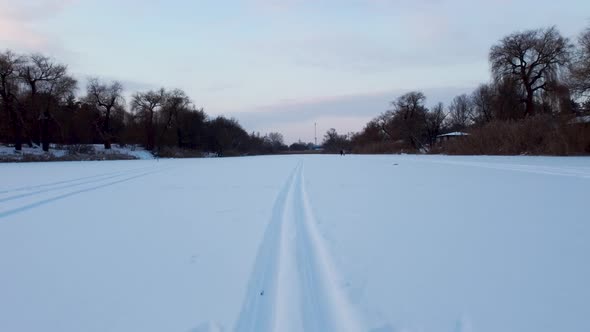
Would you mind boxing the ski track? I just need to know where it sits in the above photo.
[0,165,173,220]
[0,166,156,203]
[234,161,363,332]
[0,165,154,195]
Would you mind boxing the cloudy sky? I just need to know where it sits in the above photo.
[1,0,589,143]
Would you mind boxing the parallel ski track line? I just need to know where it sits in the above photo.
[293,164,363,332]
[0,165,155,195]
[0,166,174,220]
[234,162,301,332]
[0,166,156,203]
[234,161,363,332]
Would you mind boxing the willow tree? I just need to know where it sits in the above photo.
[490,26,571,116]
[569,26,590,101]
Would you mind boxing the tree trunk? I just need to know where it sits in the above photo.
[8,103,23,151]
[40,111,50,152]
[147,126,155,151]
[524,85,535,117]
[14,131,22,151]
[103,107,112,149]
[29,84,41,147]
[146,110,155,150]
[0,84,22,151]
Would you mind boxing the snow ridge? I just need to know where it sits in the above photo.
[234,161,363,332]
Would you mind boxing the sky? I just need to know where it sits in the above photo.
[1,0,589,143]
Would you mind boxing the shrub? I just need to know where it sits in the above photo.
[352,140,417,154]
[155,147,205,158]
[67,144,96,155]
[443,115,590,155]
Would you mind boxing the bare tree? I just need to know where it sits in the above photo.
[490,26,571,116]
[176,106,206,149]
[322,128,350,153]
[376,92,428,145]
[18,54,70,151]
[351,119,387,148]
[424,102,446,146]
[86,78,124,149]
[447,94,473,130]
[207,116,249,155]
[393,91,427,121]
[266,132,284,150]
[471,84,495,125]
[159,88,192,148]
[569,26,590,102]
[390,91,428,149]
[0,50,25,150]
[131,88,166,150]
[375,112,395,140]
[43,75,77,145]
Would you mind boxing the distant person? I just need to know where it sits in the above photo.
[340,149,345,156]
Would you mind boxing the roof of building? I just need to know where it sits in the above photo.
[569,115,590,124]
[437,132,470,137]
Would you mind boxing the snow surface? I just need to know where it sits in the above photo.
[1,155,589,332]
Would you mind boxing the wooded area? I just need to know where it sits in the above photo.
[0,52,286,157]
[323,25,590,155]
[2,25,590,157]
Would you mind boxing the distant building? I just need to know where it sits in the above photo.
[568,115,590,126]
[436,132,469,144]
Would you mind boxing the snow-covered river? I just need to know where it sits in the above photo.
[1,155,589,332]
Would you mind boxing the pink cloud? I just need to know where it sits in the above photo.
[0,0,76,51]
[0,20,49,50]
[0,0,76,21]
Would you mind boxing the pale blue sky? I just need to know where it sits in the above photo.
[1,0,589,142]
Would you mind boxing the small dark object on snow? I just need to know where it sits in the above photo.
[393,163,399,166]
[260,291,264,296]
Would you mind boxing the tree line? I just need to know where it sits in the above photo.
[3,24,590,157]
[0,52,287,156]
[323,25,590,155]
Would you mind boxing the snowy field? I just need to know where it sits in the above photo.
[1,155,589,332]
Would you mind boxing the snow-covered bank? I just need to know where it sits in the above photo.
[0,155,589,332]
[0,144,154,162]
